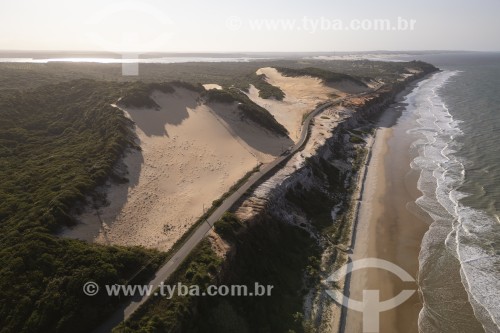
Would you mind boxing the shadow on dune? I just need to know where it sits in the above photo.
[209,102,294,156]
[124,89,199,137]
[62,147,144,243]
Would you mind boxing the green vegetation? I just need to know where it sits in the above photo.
[0,59,435,93]
[1,80,125,229]
[349,135,365,144]
[205,213,320,333]
[204,88,288,136]
[117,81,204,109]
[213,212,244,242]
[275,66,368,87]
[231,73,285,100]
[250,73,285,100]
[119,212,320,333]
[301,110,313,125]
[117,82,175,109]
[0,80,166,332]
[0,59,438,332]
[405,60,439,74]
[115,239,222,333]
[0,76,266,332]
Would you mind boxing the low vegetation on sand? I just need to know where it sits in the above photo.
[275,66,369,87]
[203,88,289,136]
[230,72,286,100]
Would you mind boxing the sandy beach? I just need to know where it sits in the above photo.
[344,97,430,332]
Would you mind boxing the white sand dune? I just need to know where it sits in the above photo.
[63,87,290,250]
[202,83,222,90]
[246,67,341,142]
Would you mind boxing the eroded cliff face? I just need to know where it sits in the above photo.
[235,80,413,228]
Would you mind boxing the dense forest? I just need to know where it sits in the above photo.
[0,59,422,92]
[274,66,368,87]
[0,80,170,332]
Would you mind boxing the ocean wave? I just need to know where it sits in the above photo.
[404,71,500,332]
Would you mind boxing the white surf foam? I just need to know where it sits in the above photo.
[404,71,500,332]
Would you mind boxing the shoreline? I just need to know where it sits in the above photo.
[340,78,431,333]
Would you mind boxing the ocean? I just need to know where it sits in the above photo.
[396,53,500,333]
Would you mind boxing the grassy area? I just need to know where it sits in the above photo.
[301,111,310,125]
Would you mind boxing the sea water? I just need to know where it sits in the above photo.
[398,53,500,333]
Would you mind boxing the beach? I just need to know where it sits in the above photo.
[344,90,430,332]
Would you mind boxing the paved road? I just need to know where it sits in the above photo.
[93,100,336,333]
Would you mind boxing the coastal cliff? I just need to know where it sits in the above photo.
[207,65,439,333]
[116,63,438,333]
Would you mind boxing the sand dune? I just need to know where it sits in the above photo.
[202,83,222,90]
[63,88,288,250]
[246,67,340,142]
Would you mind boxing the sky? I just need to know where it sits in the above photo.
[0,0,499,53]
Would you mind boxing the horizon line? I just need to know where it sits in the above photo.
[1,49,499,55]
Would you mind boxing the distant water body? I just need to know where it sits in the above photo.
[395,53,500,333]
[0,56,265,64]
